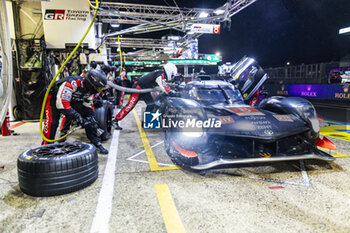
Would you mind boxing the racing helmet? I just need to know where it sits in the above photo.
[84,69,107,94]
[90,61,97,69]
[102,64,113,74]
[163,63,178,81]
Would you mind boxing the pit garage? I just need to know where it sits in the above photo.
[1,1,350,233]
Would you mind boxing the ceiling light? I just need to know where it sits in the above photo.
[111,24,120,28]
[199,12,209,18]
[214,9,225,15]
[339,27,350,34]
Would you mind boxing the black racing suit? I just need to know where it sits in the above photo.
[115,70,171,121]
[42,76,101,146]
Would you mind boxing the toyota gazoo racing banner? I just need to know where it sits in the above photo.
[44,9,89,21]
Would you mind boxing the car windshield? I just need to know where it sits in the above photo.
[189,85,243,102]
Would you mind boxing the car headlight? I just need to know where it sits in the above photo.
[182,130,204,138]
[293,103,320,134]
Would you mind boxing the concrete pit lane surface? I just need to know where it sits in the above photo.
[1,102,350,233]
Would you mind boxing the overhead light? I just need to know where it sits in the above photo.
[111,24,120,28]
[286,62,291,66]
[199,12,209,18]
[339,26,350,34]
[214,9,225,15]
[216,52,221,56]
[168,36,181,41]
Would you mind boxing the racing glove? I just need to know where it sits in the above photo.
[76,115,89,128]
[168,90,179,97]
[93,99,104,108]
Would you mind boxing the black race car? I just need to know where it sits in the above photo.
[158,58,334,170]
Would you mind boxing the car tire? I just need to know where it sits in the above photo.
[17,142,98,197]
[95,100,113,141]
[13,105,23,121]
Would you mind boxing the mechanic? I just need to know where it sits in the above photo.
[113,63,177,130]
[114,66,129,108]
[81,61,98,77]
[42,69,109,154]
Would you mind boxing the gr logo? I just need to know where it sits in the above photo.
[44,9,65,20]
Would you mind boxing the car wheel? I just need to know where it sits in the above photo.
[164,129,171,154]
[13,105,23,121]
[95,100,113,141]
[101,108,112,141]
[17,142,98,197]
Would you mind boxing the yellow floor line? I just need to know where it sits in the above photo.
[132,109,179,171]
[330,150,350,158]
[321,124,350,142]
[318,147,350,158]
[155,184,186,233]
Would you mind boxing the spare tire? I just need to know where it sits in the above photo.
[17,142,98,197]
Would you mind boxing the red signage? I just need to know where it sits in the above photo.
[217,116,235,124]
[228,107,264,116]
[273,115,293,122]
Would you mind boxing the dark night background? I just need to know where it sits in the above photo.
[111,0,350,67]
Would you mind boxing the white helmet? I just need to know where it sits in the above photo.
[163,63,177,80]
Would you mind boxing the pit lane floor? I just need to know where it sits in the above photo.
[1,103,350,233]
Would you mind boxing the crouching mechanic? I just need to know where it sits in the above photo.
[42,69,109,154]
[113,63,178,130]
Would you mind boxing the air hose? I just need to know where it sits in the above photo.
[39,0,99,143]
[107,81,160,93]
[118,35,123,76]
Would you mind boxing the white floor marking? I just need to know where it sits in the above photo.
[90,130,120,233]
[126,141,164,161]
[248,160,310,187]
[127,158,176,167]
[126,140,176,167]
[300,160,310,186]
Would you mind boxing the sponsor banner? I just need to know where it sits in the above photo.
[44,9,89,21]
[333,85,350,100]
[190,24,220,34]
[262,84,350,101]
[288,84,330,99]
[41,0,96,49]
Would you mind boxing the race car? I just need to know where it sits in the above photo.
[158,58,335,170]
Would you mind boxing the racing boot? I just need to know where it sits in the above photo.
[95,143,108,154]
[113,119,123,130]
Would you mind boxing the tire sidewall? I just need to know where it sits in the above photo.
[18,142,95,163]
